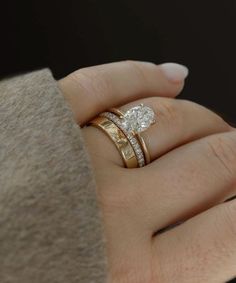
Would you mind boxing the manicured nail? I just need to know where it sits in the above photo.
[160,63,189,83]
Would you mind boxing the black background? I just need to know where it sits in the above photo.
[1,1,235,282]
[0,1,235,125]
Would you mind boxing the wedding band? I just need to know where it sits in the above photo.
[87,116,138,168]
[136,134,151,165]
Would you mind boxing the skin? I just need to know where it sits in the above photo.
[58,60,236,283]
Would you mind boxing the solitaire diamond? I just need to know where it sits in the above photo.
[121,104,155,133]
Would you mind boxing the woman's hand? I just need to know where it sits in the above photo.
[59,61,236,283]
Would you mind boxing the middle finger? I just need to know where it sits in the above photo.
[134,129,236,234]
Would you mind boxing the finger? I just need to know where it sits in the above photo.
[83,95,229,169]
[152,198,236,283]
[135,129,236,234]
[117,97,231,163]
[58,60,188,125]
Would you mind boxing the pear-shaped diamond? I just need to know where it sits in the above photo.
[121,104,155,133]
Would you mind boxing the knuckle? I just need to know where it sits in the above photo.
[157,99,183,130]
[210,112,231,130]
[125,60,152,85]
[98,173,138,211]
[183,100,230,130]
[70,68,96,92]
[69,68,112,104]
[125,59,156,68]
[180,99,230,130]
[206,133,236,179]
[178,99,206,113]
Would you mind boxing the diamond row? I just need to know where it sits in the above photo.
[100,112,145,167]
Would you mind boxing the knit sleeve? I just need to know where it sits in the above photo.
[0,69,108,283]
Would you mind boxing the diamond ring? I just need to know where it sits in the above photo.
[100,104,156,167]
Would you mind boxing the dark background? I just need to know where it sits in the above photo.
[0,1,235,125]
[0,1,235,282]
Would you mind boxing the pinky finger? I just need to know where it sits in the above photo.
[152,198,236,283]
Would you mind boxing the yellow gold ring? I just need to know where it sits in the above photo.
[87,116,138,168]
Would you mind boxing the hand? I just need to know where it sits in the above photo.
[59,60,236,283]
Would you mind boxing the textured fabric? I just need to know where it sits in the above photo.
[0,69,108,283]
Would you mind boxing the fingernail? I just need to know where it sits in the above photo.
[160,63,189,83]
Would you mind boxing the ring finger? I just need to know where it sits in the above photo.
[122,97,232,163]
[89,97,231,166]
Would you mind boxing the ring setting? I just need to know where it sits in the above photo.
[100,104,156,167]
[118,103,156,135]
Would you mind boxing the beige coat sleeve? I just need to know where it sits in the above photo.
[0,69,108,283]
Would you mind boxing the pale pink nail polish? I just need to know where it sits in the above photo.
[160,63,189,83]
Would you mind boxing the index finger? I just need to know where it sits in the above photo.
[58,60,188,125]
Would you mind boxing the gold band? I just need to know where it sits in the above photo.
[87,116,138,168]
[108,107,151,165]
[136,134,151,164]
[109,107,124,119]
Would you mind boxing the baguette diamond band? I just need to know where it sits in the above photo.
[100,111,146,167]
